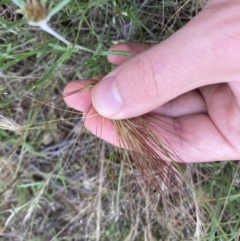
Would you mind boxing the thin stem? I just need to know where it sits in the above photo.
[39,22,93,53]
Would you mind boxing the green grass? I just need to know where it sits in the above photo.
[0,0,240,240]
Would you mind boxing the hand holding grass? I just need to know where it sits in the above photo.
[64,0,240,163]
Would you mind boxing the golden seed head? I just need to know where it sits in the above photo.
[24,0,48,22]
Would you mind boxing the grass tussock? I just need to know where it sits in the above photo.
[0,0,240,240]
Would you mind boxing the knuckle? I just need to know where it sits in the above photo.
[126,56,160,100]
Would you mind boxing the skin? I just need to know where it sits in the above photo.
[64,0,240,163]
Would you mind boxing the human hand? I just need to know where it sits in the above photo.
[64,0,240,163]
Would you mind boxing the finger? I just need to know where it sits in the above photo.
[108,43,153,65]
[83,105,117,145]
[229,81,240,107]
[63,80,94,112]
[82,110,238,163]
[64,81,207,118]
[200,83,240,156]
[152,89,207,117]
[92,5,240,119]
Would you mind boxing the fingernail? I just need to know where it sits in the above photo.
[92,77,123,117]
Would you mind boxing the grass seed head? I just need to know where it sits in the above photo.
[23,0,48,23]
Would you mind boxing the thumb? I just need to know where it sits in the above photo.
[92,12,229,119]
